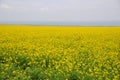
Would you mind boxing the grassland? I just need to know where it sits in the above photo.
[0,25,120,80]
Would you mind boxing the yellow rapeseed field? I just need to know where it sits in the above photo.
[0,25,120,80]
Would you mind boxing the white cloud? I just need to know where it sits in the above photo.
[0,4,13,9]
[40,7,48,11]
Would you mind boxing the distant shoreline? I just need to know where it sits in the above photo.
[0,21,120,26]
[0,24,120,27]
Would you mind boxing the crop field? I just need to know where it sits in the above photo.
[0,25,120,80]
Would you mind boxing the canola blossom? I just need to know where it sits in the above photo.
[0,25,120,80]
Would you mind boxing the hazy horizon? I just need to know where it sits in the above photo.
[0,21,120,26]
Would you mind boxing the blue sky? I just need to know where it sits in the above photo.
[0,0,120,25]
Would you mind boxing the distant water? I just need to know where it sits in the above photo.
[0,21,120,26]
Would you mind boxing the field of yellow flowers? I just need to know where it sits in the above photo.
[0,25,120,80]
